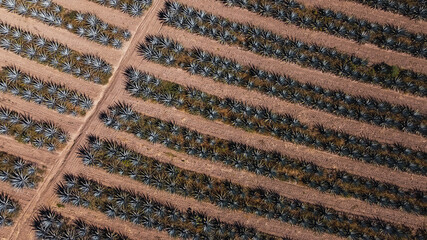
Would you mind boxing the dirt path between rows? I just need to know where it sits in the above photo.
[0,8,121,68]
[0,94,83,134]
[130,59,427,153]
[78,122,426,229]
[3,0,425,239]
[5,1,165,239]
[159,25,427,115]
[300,0,427,34]
[0,49,103,99]
[0,135,56,167]
[177,0,427,75]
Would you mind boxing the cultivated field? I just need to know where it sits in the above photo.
[0,0,425,239]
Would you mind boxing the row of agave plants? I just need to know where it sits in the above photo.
[217,0,427,58]
[98,103,426,214]
[123,66,426,176]
[346,0,426,20]
[32,207,129,240]
[0,22,112,84]
[158,1,427,96]
[0,66,93,116]
[0,192,19,227]
[0,107,68,151]
[77,135,425,239]
[56,174,282,240]
[0,151,42,189]
[137,36,427,136]
[89,0,152,17]
[0,0,131,48]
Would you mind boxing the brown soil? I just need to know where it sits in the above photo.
[0,8,122,67]
[300,0,427,34]
[1,0,425,239]
[0,49,102,100]
[0,94,83,134]
[79,123,427,229]
[0,135,55,167]
[132,59,427,152]
[159,25,427,115]
[49,204,172,240]
[178,0,427,75]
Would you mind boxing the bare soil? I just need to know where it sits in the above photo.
[132,59,427,152]
[80,123,427,229]
[159,25,427,115]
[1,0,425,239]
[300,0,427,34]
[0,49,102,99]
[178,0,427,75]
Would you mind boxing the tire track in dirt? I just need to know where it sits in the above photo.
[177,0,427,75]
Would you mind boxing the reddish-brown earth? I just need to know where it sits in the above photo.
[0,0,426,239]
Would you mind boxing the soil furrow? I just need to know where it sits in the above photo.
[82,122,426,229]
[297,0,427,34]
[120,95,427,191]
[0,135,56,167]
[0,49,102,99]
[0,8,121,67]
[129,60,427,152]
[177,0,427,75]
[157,25,427,114]
[5,1,165,239]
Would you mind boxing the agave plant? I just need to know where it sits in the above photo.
[98,103,426,215]
[79,134,426,229]
[347,0,427,20]
[56,174,284,240]
[218,0,427,58]
[0,66,93,116]
[124,62,426,176]
[0,0,131,48]
[0,107,68,151]
[127,58,427,137]
[0,192,19,227]
[157,2,427,97]
[32,207,129,239]
[0,22,112,84]
[88,0,152,17]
